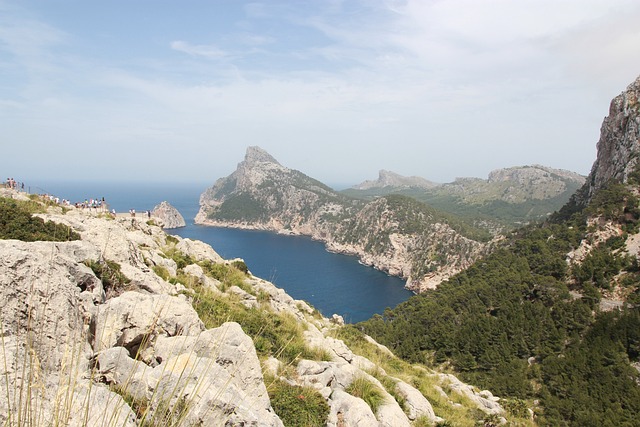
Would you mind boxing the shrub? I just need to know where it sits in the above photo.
[502,398,530,418]
[345,375,386,414]
[0,198,80,241]
[153,265,171,281]
[199,260,251,293]
[85,259,132,297]
[267,377,330,427]
[231,259,249,274]
[187,279,325,365]
[163,246,194,270]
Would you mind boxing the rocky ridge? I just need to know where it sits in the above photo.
[346,165,585,234]
[353,165,584,205]
[0,188,510,426]
[353,170,438,190]
[196,147,489,293]
[577,75,640,204]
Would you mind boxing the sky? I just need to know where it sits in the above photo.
[2,0,640,188]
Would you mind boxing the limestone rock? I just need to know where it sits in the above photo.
[437,373,504,414]
[98,323,283,426]
[176,237,224,263]
[92,291,204,355]
[0,240,96,372]
[353,169,438,190]
[578,74,640,204]
[395,379,437,421]
[327,389,378,427]
[152,201,186,229]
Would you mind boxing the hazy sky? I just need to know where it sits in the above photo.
[2,0,640,187]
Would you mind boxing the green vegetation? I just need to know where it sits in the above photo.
[266,376,330,427]
[199,260,252,293]
[342,175,583,233]
[384,194,492,242]
[0,197,80,241]
[330,325,537,426]
[345,375,386,414]
[358,180,640,426]
[162,245,195,269]
[85,259,132,296]
[156,249,331,366]
[212,192,267,221]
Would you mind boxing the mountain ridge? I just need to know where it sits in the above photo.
[196,148,494,292]
[196,148,582,292]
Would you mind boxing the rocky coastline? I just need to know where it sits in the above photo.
[0,187,510,426]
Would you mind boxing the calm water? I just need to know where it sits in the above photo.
[35,180,412,323]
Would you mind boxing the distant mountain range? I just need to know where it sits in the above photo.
[196,147,581,292]
[344,165,585,232]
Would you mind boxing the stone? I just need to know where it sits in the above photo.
[395,379,437,421]
[100,323,283,426]
[0,240,95,372]
[151,201,186,229]
[437,373,503,414]
[327,389,378,427]
[331,313,345,325]
[176,237,224,263]
[92,291,205,355]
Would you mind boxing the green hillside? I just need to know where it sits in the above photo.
[358,179,640,425]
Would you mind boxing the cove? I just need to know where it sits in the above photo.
[34,180,414,324]
[170,225,413,323]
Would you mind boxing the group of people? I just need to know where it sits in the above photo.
[4,178,23,190]
[2,178,152,220]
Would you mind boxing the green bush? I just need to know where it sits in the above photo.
[502,398,529,418]
[162,246,194,269]
[85,259,131,296]
[0,198,80,241]
[267,377,330,427]
[199,260,251,293]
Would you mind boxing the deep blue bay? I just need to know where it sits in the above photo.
[36,180,413,323]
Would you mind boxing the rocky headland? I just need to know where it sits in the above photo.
[196,147,582,293]
[0,187,514,426]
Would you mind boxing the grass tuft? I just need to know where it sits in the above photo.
[345,375,386,414]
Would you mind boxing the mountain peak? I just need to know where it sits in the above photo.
[579,74,640,204]
[244,146,280,166]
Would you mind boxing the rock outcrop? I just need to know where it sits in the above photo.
[578,75,640,204]
[152,201,186,229]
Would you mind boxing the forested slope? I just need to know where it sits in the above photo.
[359,76,640,426]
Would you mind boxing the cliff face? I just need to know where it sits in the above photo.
[197,147,489,292]
[0,189,510,426]
[579,75,640,203]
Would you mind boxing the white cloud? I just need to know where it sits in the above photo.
[170,40,227,59]
[2,0,639,184]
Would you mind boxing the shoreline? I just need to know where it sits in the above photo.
[194,214,416,289]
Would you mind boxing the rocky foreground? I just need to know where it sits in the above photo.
[0,188,510,426]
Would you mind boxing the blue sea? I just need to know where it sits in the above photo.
[34,180,413,323]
